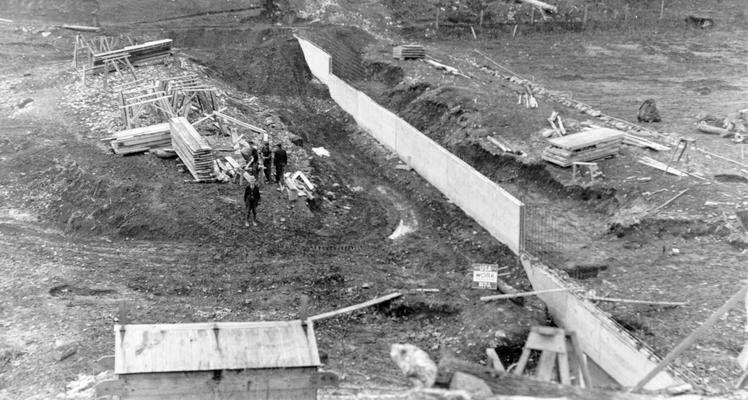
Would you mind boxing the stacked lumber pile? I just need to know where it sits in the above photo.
[393,45,425,60]
[542,127,623,167]
[169,117,214,182]
[91,39,172,72]
[107,123,171,155]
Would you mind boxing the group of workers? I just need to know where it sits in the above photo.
[240,140,288,227]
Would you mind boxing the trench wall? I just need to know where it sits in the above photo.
[296,36,525,254]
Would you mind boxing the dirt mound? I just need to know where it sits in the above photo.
[191,28,323,97]
[297,26,374,82]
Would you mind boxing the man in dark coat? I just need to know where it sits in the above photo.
[241,141,260,180]
[260,141,273,184]
[244,175,261,227]
[273,143,288,188]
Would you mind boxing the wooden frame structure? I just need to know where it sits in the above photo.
[95,320,335,399]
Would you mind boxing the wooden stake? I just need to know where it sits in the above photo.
[632,284,748,392]
[479,9,484,27]
[471,26,477,40]
[309,292,402,321]
[659,0,665,20]
[435,7,440,31]
[586,296,686,307]
[583,5,588,25]
[481,288,570,302]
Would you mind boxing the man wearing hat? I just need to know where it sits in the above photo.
[244,175,261,227]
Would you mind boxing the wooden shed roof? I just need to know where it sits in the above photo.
[114,320,320,374]
[548,127,624,150]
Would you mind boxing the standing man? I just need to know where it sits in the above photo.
[241,141,260,180]
[273,143,288,189]
[244,175,261,227]
[260,141,273,184]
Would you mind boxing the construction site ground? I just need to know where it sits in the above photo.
[0,1,747,398]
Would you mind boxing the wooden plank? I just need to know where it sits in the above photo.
[214,111,267,134]
[437,356,654,400]
[61,24,100,32]
[481,288,570,302]
[485,348,506,372]
[586,296,686,307]
[309,292,402,321]
[637,156,688,177]
[632,284,748,392]
[647,188,689,215]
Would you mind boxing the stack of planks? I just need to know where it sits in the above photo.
[91,39,173,72]
[106,123,171,155]
[542,127,623,167]
[169,117,215,182]
[393,45,425,60]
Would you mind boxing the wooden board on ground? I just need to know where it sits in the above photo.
[437,356,656,400]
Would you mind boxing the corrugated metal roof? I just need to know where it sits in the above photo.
[114,320,321,374]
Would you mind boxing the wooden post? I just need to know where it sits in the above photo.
[583,5,588,25]
[479,9,484,27]
[632,284,748,392]
[531,7,535,25]
[659,0,665,20]
[435,7,440,32]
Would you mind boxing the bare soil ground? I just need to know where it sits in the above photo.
[0,12,539,400]
[0,0,747,398]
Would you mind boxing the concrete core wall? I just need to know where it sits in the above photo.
[296,35,525,254]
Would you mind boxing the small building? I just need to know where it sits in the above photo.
[96,320,332,400]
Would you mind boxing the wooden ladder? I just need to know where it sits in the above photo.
[513,326,592,387]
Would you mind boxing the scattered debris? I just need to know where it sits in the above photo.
[423,59,470,79]
[697,121,731,136]
[311,147,330,157]
[54,341,78,362]
[487,136,524,156]
[519,0,558,14]
[390,343,437,388]
[395,163,413,171]
[547,111,566,136]
[571,162,604,183]
[393,44,425,60]
[542,127,623,167]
